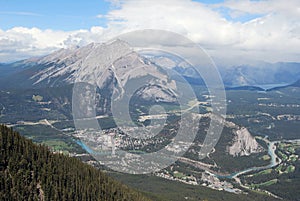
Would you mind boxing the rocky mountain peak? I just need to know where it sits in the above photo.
[227,127,263,157]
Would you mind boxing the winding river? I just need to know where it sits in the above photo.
[76,133,282,180]
[214,137,281,179]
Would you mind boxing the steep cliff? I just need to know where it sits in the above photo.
[228,127,263,157]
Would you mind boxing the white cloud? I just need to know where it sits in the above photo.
[220,0,300,18]
[0,27,107,62]
[0,0,299,65]
[101,0,300,65]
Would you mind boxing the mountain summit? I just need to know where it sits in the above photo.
[0,40,178,116]
[1,40,176,94]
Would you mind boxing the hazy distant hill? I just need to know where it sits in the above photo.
[1,43,299,91]
[144,54,300,88]
[219,62,300,87]
[292,79,300,87]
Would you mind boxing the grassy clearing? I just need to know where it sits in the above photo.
[43,140,71,153]
[251,179,278,189]
[261,155,271,161]
[286,165,295,173]
[173,171,185,179]
[253,169,272,176]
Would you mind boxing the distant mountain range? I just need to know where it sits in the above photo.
[219,62,300,87]
[144,54,300,90]
[0,41,299,92]
[292,79,300,87]
[0,40,172,89]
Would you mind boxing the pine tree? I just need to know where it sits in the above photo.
[0,125,152,201]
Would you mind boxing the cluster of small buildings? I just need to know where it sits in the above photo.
[201,171,242,194]
[155,170,198,186]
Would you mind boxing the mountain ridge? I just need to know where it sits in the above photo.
[1,43,300,91]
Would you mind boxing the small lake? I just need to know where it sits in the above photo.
[254,83,291,90]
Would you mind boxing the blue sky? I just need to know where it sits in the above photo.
[0,0,228,30]
[0,0,111,30]
[0,0,298,64]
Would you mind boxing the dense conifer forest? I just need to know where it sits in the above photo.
[0,125,151,201]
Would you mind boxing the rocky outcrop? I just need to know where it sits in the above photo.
[227,127,263,157]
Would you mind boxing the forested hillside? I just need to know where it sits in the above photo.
[0,125,151,201]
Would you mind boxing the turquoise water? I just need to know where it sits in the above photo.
[75,140,94,154]
[75,140,116,156]
[255,83,290,90]
[214,140,278,179]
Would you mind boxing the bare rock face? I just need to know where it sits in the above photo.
[16,40,178,115]
[27,40,176,93]
[227,127,263,157]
